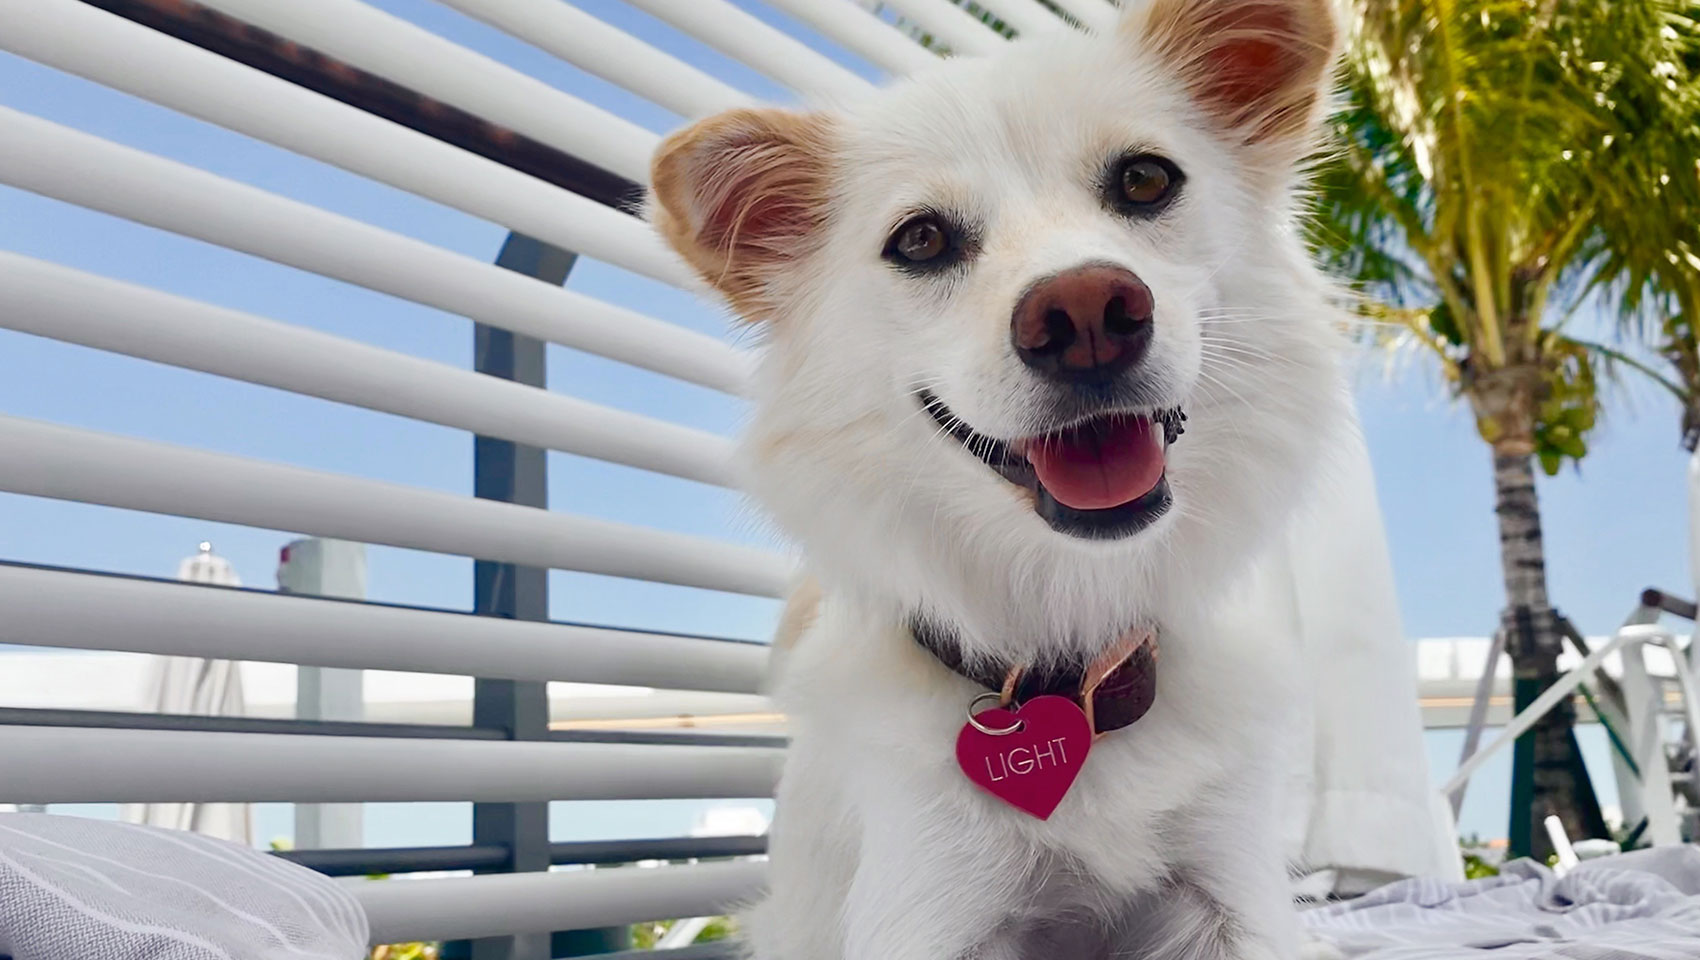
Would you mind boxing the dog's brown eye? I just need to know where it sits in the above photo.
[894,217,947,262]
[1110,155,1184,213]
[1121,160,1172,205]
[884,210,974,274]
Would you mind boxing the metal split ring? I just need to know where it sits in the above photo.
[965,691,1025,736]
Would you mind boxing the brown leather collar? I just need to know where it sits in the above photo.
[911,618,1158,737]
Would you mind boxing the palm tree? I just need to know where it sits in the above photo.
[1310,0,1700,855]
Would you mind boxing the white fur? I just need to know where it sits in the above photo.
[712,16,1354,960]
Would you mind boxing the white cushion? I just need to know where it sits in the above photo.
[0,813,367,959]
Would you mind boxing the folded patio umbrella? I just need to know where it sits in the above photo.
[118,542,252,845]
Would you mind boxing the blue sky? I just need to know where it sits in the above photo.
[1,0,1693,840]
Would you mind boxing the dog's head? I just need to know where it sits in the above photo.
[651,0,1351,659]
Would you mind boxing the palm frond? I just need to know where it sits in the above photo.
[1310,0,1700,456]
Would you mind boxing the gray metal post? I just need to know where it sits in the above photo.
[1451,627,1506,819]
[280,537,368,849]
[462,233,574,960]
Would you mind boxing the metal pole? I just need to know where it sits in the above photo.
[1451,627,1505,819]
[454,233,575,960]
[280,537,368,849]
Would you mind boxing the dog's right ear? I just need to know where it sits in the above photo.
[1122,0,1338,151]
[649,108,835,320]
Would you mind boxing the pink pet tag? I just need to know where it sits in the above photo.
[956,694,1092,820]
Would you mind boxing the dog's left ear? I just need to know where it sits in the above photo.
[1124,0,1338,150]
[649,108,835,320]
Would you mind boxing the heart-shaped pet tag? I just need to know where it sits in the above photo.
[956,694,1091,820]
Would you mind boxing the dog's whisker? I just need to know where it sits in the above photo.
[1196,317,1294,331]
[1199,343,1298,368]
[1196,334,1289,359]
[1197,354,1285,376]
[1191,367,1257,422]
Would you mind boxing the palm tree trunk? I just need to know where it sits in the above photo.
[1494,449,1552,611]
[1492,448,1608,857]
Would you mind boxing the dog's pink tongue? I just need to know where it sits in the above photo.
[1027,417,1165,510]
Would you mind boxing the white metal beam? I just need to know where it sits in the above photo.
[0,415,793,597]
[1440,625,1676,800]
[1619,632,1684,846]
[0,726,781,804]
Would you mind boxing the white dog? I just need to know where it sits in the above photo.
[650,0,1350,956]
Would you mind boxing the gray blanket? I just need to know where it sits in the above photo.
[1302,846,1700,960]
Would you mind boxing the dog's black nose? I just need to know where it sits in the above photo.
[1011,265,1154,383]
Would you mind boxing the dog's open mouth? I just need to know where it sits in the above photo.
[919,391,1184,540]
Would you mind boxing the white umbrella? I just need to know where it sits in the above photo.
[118,542,252,845]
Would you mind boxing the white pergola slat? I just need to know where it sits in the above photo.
[0,563,768,693]
[193,0,657,182]
[0,253,737,487]
[0,726,782,803]
[357,861,769,945]
[873,0,1008,56]
[960,0,1068,35]
[0,415,792,597]
[623,0,876,102]
[760,0,941,77]
[1043,0,1121,32]
[0,0,694,288]
[0,106,747,393]
[435,0,754,117]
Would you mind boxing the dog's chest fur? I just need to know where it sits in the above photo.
[767,591,1300,952]
[981,866,1248,960]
